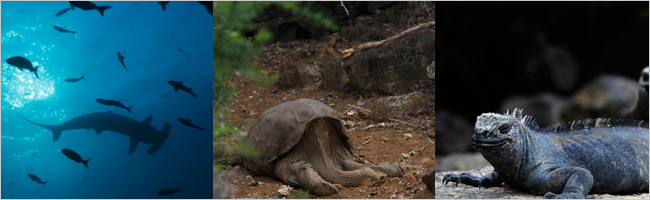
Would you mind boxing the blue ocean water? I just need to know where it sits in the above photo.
[1,1,213,199]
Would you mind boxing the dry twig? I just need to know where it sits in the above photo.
[319,36,342,58]
[340,1,349,16]
[347,104,426,128]
[341,21,435,58]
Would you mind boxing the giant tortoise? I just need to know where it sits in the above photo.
[218,98,403,196]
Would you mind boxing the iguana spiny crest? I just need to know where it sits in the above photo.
[473,108,648,152]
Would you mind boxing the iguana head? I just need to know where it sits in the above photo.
[473,108,535,153]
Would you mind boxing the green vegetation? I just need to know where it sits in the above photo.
[213,1,339,171]
[291,188,310,199]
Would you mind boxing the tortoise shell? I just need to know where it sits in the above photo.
[240,98,353,176]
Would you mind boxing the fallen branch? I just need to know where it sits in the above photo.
[341,21,435,58]
[347,104,426,128]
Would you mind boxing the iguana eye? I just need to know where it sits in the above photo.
[498,124,511,134]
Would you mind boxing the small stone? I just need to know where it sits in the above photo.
[248,96,253,99]
[359,154,365,157]
[370,191,378,195]
[401,153,410,158]
[271,88,278,94]
[410,151,416,156]
[343,120,355,129]
[277,185,292,197]
[382,137,389,143]
[399,133,413,141]
[347,110,356,116]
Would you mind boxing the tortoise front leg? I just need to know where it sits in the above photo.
[340,158,403,178]
[275,158,339,196]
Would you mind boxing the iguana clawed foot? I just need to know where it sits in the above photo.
[442,173,463,186]
[543,192,595,199]
[442,172,487,188]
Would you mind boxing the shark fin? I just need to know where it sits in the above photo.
[52,129,62,142]
[142,115,153,125]
[128,136,139,155]
[95,129,104,135]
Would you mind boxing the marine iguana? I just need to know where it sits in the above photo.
[442,108,649,199]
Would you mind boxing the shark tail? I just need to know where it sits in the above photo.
[72,31,76,36]
[199,127,205,132]
[42,181,47,186]
[82,158,91,169]
[81,76,85,80]
[146,122,172,155]
[126,106,133,113]
[176,186,182,193]
[17,112,62,142]
[97,6,111,17]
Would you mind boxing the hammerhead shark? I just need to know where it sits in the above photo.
[18,111,171,155]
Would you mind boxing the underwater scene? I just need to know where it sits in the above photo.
[1,1,213,199]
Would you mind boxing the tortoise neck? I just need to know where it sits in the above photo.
[299,119,380,187]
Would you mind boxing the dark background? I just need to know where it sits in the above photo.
[436,2,648,155]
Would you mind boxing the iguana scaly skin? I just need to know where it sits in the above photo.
[443,108,649,199]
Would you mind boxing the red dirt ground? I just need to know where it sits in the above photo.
[217,77,434,199]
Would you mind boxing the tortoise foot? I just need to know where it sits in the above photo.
[311,180,339,196]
